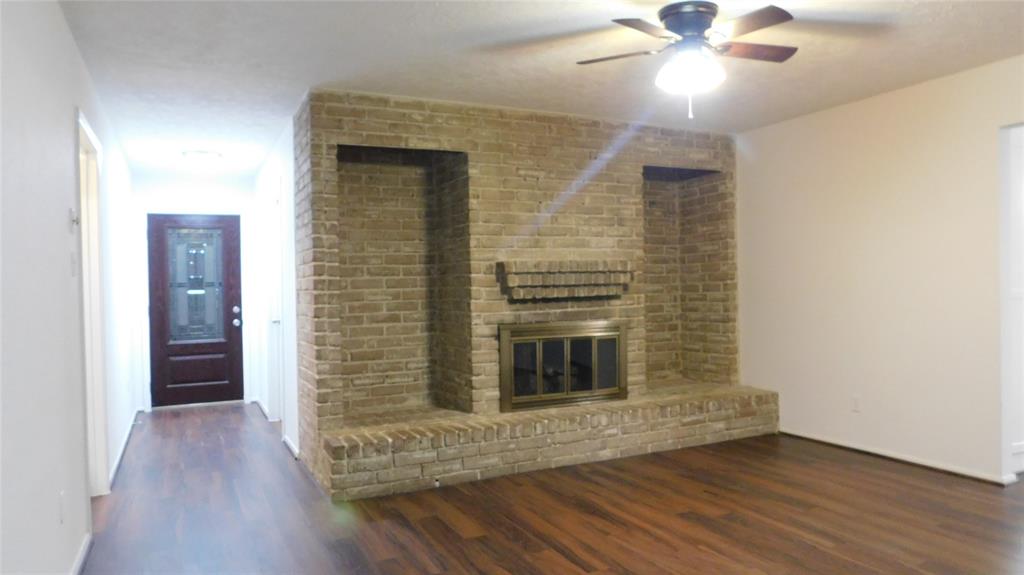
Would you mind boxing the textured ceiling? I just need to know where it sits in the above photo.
[61,1,1024,177]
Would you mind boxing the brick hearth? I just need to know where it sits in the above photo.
[322,384,777,501]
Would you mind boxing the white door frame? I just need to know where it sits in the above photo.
[77,111,110,496]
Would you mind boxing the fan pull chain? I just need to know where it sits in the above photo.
[688,94,694,119]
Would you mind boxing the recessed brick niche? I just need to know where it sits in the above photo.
[294,91,774,500]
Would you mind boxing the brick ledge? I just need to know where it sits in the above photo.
[322,384,778,501]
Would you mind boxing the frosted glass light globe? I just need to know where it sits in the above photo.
[655,47,726,95]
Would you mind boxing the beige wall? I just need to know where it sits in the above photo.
[737,55,1024,482]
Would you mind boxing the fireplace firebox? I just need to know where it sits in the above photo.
[499,321,627,412]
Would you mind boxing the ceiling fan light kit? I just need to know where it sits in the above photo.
[580,2,798,118]
[655,47,725,95]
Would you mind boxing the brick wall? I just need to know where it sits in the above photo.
[643,179,685,385]
[332,146,434,419]
[643,173,738,386]
[426,151,473,411]
[294,91,737,469]
[678,173,738,384]
[293,97,322,477]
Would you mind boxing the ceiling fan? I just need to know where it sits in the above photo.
[578,2,797,103]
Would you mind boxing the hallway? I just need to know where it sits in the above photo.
[83,404,354,573]
[83,404,1024,574]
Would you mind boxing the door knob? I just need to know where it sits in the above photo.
[232,318,242,327]
[232,305,241,314]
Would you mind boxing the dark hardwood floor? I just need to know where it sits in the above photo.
[83,403,1024,574]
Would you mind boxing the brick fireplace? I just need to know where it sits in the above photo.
[294,91,777,500]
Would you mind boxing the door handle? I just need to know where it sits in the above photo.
[232,305,241,314]
[232,318,242,327]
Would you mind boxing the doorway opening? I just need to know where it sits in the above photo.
[147,214,244,407]
[78,112,110,496]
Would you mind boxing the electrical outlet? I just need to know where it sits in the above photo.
[852,396,861,414]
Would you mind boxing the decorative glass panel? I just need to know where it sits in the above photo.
[167,228,224,342]
[512,342,538,397]
[597,338,618,389]
[569,338,593,392]
[541,339,565,394]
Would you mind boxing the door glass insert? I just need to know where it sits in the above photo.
[167,228,224,342]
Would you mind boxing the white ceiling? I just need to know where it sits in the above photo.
[61,1,1024,178]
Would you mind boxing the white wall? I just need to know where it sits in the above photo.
[1,2,131,571]
[1,1,7,566]
[1002,124,1024,476]
[101,147,145,489]
[129,173,262,411]
[737,55,1024,483]
[254,123,299,452]
[121,163,296,429]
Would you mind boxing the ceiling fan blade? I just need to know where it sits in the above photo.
[612,18,679,40]
[717,42,797,62]
[719,5,793,39]
[577,48,663,65]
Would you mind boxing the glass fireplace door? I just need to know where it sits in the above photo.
[500,321,627,412]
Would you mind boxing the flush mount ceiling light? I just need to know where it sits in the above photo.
[180,149,225,172]
[578,2,799,118]
[181,149,223,161]
[126,140,266,178]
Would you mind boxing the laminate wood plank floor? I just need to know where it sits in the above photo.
[83,403,1024,574]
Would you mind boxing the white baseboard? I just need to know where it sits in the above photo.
[283,435,300,459]
[109,411,140,486]
[782,427,1017,485]
[252,399,280,422]
[70,532,92,575]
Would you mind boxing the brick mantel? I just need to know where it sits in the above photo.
[497,260,634,301]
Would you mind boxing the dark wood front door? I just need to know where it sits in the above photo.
[148,214,243,407]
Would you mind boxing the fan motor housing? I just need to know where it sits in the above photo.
[657,1,719,38]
